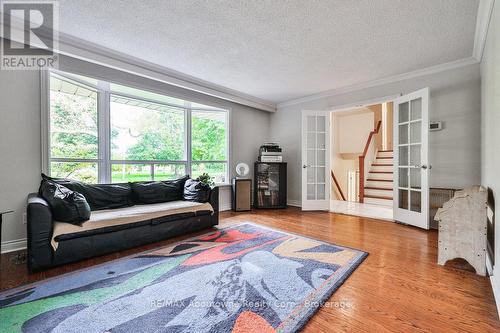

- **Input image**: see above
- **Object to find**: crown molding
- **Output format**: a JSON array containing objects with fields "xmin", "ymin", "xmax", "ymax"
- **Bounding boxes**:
[
  {"xmin": 54, "ymin": 33, "xmax": 277, "ymax": 112},
  {"xmin": 3, "ymin": 4, "xmax": 490, "ymax": 113},
  {"xmin": 0, "ymin": 14, "xmax": 276, "ymax": 112},
  {"xmin": 473, "ymin": 0, "xmax": 496, "ymax": 61},
  {"xmin": 52, "ymin": 1, "xmax": 493, "ymax": 112},
  {"xmin": 277, "ymin": 57, "xmax": 479, "ymax": 109}
]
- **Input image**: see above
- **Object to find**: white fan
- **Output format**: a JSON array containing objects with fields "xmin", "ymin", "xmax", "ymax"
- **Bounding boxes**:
[{"xmin": 235, "ymin": 163, "xmax": 250, "ymax": 178}]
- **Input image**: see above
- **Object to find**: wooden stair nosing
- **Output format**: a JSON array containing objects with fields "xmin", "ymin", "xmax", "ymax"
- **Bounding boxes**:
[
  {"xmin": 372, "ymin": 163, "xmax": 393, "ymax": 166},
  {"xmin": 378, "ymin": 150, "xmax": 393, "ymax": 152},
  {"xmin": 364, "ymin": 187, "xmax": 393, "ymax": 191},
  {"xmin": 369, "ymin": 171, "xmax": 393, "ymax": 174},
  {"xmin": 364, "ymin": 194, "xmax": 393, "ymax": 200},
  {"xmin": 366, "ymin": 178, "xmax": 393, "ymax": 182},
  {"xmin": 376, "ymin": 157, "xmax": 393, "ymax": 159}
]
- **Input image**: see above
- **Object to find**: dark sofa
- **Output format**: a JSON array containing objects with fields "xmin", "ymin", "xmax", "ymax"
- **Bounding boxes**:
[{"xmin": 26, "ymin": 185, "xmax": 219, "ymax": 272}]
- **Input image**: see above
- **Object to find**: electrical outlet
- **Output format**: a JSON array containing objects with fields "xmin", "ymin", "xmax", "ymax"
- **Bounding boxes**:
[{"xmin": 22, "ymin": 212, "xmax": 27, "ymax": 225}]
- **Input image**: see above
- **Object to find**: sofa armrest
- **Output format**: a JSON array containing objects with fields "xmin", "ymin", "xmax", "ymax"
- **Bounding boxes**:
[
  {"xmin": 209, "ymin": 186, "xmax": 219, "ymax": 225},
  {"xmin": 27, "ymin": 193, "xmax": 54, "ymax": 272}
]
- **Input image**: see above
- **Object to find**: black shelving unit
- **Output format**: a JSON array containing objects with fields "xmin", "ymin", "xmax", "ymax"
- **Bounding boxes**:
[{"xmin": 254, "ymin": 162, "xmax": 287, "ymax": 209}]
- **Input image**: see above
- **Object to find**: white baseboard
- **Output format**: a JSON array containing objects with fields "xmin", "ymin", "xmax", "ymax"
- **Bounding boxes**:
[
  {"xmin": 219, "ymin": 204, "xmax": 232, "ymax": 212},
  {"xmin": 490, "ymin": 270, "xmax": 500, "ymax": 319},
  {"xmin": 1, "ymin": 238, "xmax": 27, "ymax": 254},
  {"xmin": 487, "ymin": 250, "xmax": 500, "ymax": 318},
  {"xmin": 287, "ymin": 200, "xmax": 302, "ymax": 207},
  {"xmin": 487, "ymin": 251, "xmax": 494, "ymax": 275}
]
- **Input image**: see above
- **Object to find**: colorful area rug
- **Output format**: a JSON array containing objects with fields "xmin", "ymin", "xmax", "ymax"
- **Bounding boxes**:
[{"xmin": 0, "ymin": 223, "xmax": 367, "ymax": 333}]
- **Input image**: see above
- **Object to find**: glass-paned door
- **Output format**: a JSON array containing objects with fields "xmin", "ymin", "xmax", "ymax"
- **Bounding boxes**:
[
  {"xmin": 301, "ymin": 111, "xmax": 330, "ymax": 210},
  {"xmin": 393, "ymin": 88, "xmax": 430, "ymax": 229}
]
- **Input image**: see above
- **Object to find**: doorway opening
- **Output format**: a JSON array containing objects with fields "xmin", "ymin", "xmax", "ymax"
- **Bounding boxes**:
[{"xmin": 330, "ymin": 101, "xmax": 394, "ymax": 221}]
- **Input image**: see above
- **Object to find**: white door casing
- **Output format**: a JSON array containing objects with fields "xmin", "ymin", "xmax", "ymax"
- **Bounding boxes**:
[
  {"xmin": 301, "ymin": 111, "xmax": 331, "ymax": 210},
  {"xmin": 393, "ymin": 88, "xmax": 430, "ymax": 229}
]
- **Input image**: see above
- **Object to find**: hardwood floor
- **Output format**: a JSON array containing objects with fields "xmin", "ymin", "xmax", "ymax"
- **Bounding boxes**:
[{"xmin": 1, "ymin": 207, "xmax": 499, "ymax": 332}]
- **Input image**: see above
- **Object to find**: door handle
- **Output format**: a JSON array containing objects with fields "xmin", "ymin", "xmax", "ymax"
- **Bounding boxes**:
[
  {"xmin": 303, "ymin": 165, "xmax": 309, "ymax": 169},
  {"xmin": 413, "ymin": 164, "xmax": 431, "ymax": 170}
]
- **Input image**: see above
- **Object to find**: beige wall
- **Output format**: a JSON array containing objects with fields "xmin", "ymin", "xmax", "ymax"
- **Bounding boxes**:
[
  {"xmin": 331, "ymin": 113, "xmax": 358, "ymax": 200},
  {"xmin": 367, "ymin": 102, "xmax": 393, "ymax": 151},
  {"xmin": 331, "ymin": 109, "xmax": 375, "ymax": 201},
  {"xmin": 337, "ymin": 111, "xmax": 374, "ymax": 154},
  {"xmin": 386, "ymin": 102, "xmax": 394, "ymax": 149},
  {"xmin": 368, "ymin": 104, "xmax": 382, "ymax": 150}
]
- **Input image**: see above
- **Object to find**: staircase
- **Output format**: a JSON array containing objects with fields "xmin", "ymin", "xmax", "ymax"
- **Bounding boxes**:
[{"xmin": 364, "ymin": 150, "xmax": 393, "ymax": 206}]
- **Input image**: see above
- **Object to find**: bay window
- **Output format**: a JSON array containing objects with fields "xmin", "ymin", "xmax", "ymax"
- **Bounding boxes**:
[
  {"xmin": 191, "ymin": 109, "xmax": 228, "ymax": 184},
  {"xmin": 44, "ymin": 70, "xmax": 229, "ymax": 184}
]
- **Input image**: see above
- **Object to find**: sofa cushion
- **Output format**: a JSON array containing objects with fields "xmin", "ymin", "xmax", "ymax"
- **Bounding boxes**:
[
  {"xmin": 130, "ymin": 176, "xmax": 189, "ymax": 204},
  {"xmin": 51, "ymin": 200, "xmax": 213, "ymax": 250},
  {"xmin": 183, "ymin": 178, "xmax": 211, "ymax": 202},
  {"xmin": 39, "ymin": 179, "xmax": 90, "ymax": 225},
  {"xmin": 42, "ymin": 174, "xmax": 132, "ymax": 211}
]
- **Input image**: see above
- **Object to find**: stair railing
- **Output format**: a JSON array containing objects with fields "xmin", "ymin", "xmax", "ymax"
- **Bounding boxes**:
[
  {"xmin": 359, "ymin": 121, "xmax": 382, "ymax": 203},
  {"xmin": 331, "ymin": 170, "xmax": 346, "ymax": 201}
]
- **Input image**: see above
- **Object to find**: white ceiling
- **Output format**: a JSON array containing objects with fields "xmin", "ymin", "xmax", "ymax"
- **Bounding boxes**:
[{"xmin": 58, "ymin": 0, "xmax": 479, "ymax": 104}]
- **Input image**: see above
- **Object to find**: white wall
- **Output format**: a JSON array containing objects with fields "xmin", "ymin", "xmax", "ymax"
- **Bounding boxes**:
[
  {"xmin": 0, "ymin": 56, "xmax": 270, "ymax": 251},
  {"xmin": 270, "ymin": 63, "xmax": 482, "ymax": 204},
  {"xmin": 0, "ymin": 70, "xmax": 41, "ymax": 250},
  {"xmin": 480, "ymin": 0, "xmax": 500, "ymax": 312}
]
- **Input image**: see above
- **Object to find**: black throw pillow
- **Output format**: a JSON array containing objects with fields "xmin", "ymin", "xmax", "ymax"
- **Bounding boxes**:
[
  {"xmin": 131, "ymin": 182, "xmax": 175, "ymax": 204},
  {"xmin": 130, "ymin": 176, "xmax": 189, "ymax": 204},
  {"xmin": 41, "ymin": 174, "xmax": 132, "ymax": 211},
  {"xmin": 39, "ymin": 179, "xmax": 91, "ymax": 225},
  {"xmin": 183, "ymin": 178, "xmax": 211, "ymax": 203},
  {"xmin": 163, "ymin": 175, "xmax": 190, "ymax": 195}
]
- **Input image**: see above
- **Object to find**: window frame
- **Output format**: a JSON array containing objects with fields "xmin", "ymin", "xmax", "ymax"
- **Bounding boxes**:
[{"xmin": 41, "ymin": 69, "xmax": 231, "ymax": 185}]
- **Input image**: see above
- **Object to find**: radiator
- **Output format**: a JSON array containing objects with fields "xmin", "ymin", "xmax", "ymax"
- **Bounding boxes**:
[{"xmin": 430, "ymin": 188, "xmax": 457, "ymax": 229}]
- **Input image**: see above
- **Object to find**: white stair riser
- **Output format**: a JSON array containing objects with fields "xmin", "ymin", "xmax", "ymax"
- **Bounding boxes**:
[
  {"xmin": 365, "ymin": 189, "xmax": 393, "ymax": 197},
  {"xmin": 368, "ymin": 173, "xmax": 393, "ymax": 180},
  {"xmin": 364, "ymin": 151, "xmax": 394, "ymax": 208},
  {"xmin": 364, "ymin": 197, "xmax": 393, "ymax": 206},
  {"xmin": 375, "ymin": 158, "xmax": 393, "ymax": 164},
  {"xmin": 377, "ymin": 151, "xmax": 393, "ymax": 158},
  {"xmin": 365, "ymin": 180, "xmax": 393, "ymax": 189},
  {"xmin": 370, "ymin": 165, "xmax": 393, "ymax": 172}
]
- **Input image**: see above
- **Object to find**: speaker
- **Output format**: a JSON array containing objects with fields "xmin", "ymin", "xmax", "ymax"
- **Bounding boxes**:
[{"xmin": 232, "ymin": 178, "xmax": 252, "ymax": 211}]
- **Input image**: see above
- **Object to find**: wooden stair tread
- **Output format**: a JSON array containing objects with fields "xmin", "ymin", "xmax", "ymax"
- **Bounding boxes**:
[
  {"xmin": 365, "ymin": 194, "xmax": 393, "ymax": 200},
  {"xmin": 376, "ymin": 157, "xmax": 393, "ymax": 159},
  {"xmin": 367, "ymin": 178, "xmax": 393, "ymax": 182},
  {"xmin": 364, "ymin": 187, "xmax": 392, "ymax": 191},
  {"xmin": 369, "ymin": 171, "xmax": 393, "ymax": 174},
  {"xmin": 372, "ymin": 163, "xmax": 393, "ymax": 166},
  {"xmin": 378, "ymin": 150, "xmax": 393, "ymax": 152}
]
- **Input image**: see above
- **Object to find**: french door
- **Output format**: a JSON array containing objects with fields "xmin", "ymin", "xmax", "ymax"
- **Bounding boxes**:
[
  {"xmin": 301, "ymin": 111, "xmax": 331, "ymax": 210},
  {"xmin": 393, "ymin": 88, "xmax": 430, "ymax": 229}
]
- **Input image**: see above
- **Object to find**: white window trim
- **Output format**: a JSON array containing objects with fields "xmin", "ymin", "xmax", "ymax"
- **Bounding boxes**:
[{"xmin": 40, "ymin": 69, "xmax": 231, "ymax": 185}]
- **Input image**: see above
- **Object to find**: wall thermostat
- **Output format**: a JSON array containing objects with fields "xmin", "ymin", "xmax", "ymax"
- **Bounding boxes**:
[{"xmin": 429, "ymin": 121, "xmax": 443, "ymax": 131}]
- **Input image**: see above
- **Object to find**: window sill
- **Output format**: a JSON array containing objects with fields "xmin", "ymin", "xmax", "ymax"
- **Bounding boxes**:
[{"xmin": 215, "ymin": 183, "xmax": 231, "ymax": 187}]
